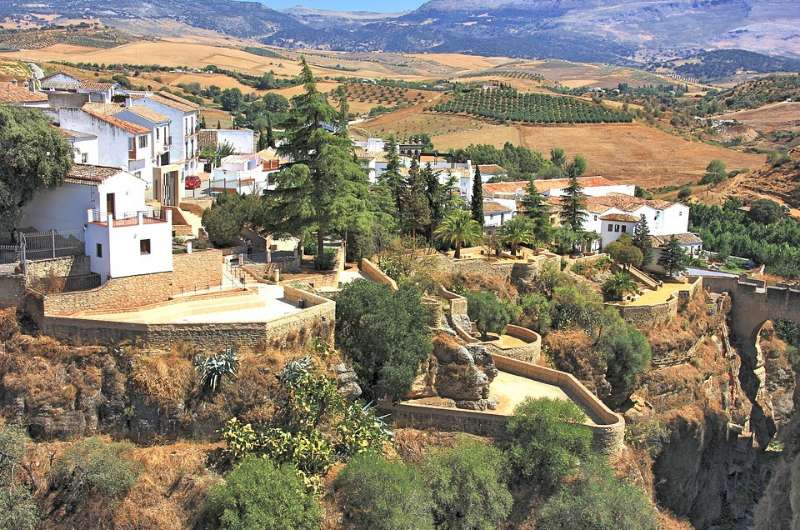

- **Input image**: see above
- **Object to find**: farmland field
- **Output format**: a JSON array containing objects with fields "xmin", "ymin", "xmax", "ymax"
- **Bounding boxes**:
[
  {"xmin": 716, "ymin": 101, "xmax": 800, "ymax": 132},
  {"xmin": 433, "ymin": 87, "xmax": 633, "ymax": 124},
  {"xmin": 335, "ymin": 82, "xmax": 441, "ymax": 114}
]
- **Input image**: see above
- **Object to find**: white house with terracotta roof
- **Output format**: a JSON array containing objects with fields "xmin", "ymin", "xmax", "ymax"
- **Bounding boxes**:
[
  {"xmin": 58, "ymin": 105, "xmax": 154, "ymax": 186},
  {"xmin": 41, "ymin": 72, "xmax": 116, "ymax": 103},
  {"xmin": 60, "ymin": 129, "xmax": 99, "ymax": 165},
  {"xmin": 210, "ymin": 154, "xmax": 270, "ymax": 195},
  {"xmin": 483, "ymin": 199, "xmax": 517, "ymax": 227},
  {"xmin": 18, "ymin": 164, "xmax": 173, "ymax": 283},
  {"xmin": 477, "ymin": 164, "xmax": 508, "ymax": 181},
  {"xmin": 129, "ymin": 92, "xmax": 200, "ymax": 180}
]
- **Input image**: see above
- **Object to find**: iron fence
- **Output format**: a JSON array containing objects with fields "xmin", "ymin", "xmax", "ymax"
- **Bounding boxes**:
[{"xmin": 19, "ymin": 229, "xmax": 84, "ymax": 262}]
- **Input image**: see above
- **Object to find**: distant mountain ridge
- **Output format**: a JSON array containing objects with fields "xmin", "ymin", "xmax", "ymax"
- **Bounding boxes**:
[{"xmin": 2, "ymin": 0, "xmax": 799, "ymax": 66}]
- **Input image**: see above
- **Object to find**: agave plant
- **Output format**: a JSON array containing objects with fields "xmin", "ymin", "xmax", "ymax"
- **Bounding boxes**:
[{"xmin": 194, "ymin": 347, "xmax": 239, "ymax": 395}]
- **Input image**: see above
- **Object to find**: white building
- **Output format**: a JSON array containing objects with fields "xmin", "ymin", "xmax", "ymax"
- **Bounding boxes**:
[
  {"xmin": 200, "ymin": 128, "xmax": 256, "ymax": 155},
  {"xmin": 210, "ymin": 154, "xmax": 270, "ymax": 195},
  {"xmin": 61, "ymin": 129, "xmax": 99, "ymax": 165},
  {"xmin": 41, "ymin": 73, "xmax": 116, "ymax": 103},
  {"xmin": 129, "ymin": 92, "xmax": 200, "ymax": 179},
  {"xmin": 19, "ymin": 165, "xmax": 173, "ymax": 283},
  {"xmin": 58, "ymin": 105, "xmax": 154, "ymax": 186},
  {"xmin": 484, "ymin": 199, "xmax": 517, "ymax": 227},
  {"xmin": 354, "ymin": 137, "xmax": 387, "ymax": 154}
]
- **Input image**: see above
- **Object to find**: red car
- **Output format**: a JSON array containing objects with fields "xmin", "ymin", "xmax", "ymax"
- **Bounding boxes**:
[{"xmin": 185, "ymin": 175, "xmax": 202, "ymax": 190}]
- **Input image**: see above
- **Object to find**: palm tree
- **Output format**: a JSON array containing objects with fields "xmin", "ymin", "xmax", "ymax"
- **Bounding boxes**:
[
  {"xmin": 602, "ymin": 271, "xmax": 639, "ymax": 302},
  {"xmin": 500, "ymin": 216, "xmax": 535, "ymax": 256},
  {"xmin": 434, "ymin": 209, "xmax": 483, "ymax": 259}
]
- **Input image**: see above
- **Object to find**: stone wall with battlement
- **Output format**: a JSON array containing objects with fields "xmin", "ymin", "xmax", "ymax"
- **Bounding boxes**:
[{"xmin": 43, "ymin": 250, "xmax": 223, "ymax": 316}]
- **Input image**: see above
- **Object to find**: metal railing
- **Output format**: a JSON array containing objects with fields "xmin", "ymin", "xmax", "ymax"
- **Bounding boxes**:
[
  {"xmin": 18, "ymin": 229, "xmax": 84, "ymax": 262},
  {"xmin": 88, "ymin": 209, "xmax": 168, "ymax": 226}
]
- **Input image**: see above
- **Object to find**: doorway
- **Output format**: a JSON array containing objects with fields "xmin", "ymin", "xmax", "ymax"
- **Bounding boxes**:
[{"xmin": 106, "ymin": 193, "xmax": 116, "ymax": 219}]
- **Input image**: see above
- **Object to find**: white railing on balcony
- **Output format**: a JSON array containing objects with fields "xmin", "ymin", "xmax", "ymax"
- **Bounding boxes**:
[{"xmin": 87, "ymin": 209, "xmax": 171, "ymax": 227}]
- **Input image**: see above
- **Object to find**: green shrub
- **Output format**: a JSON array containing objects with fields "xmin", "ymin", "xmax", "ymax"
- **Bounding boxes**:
[
  {"xmin": 314, "ymin": 247, "xmax": 337, "ymax": 270},
  {"xmin": 0, "ymin": 487, "xmax": 39, "ymax": 530},
  {"xmin": 466, "ymin": 290, "xmax": 519, "ymax": 339},
  {"xmin": 206, "ymin": 456, "xmax": 321, "ymax": 530},
  {"xmin": 597, "ymin": 317, "xmax": 651, "ymax": 404},
  {"xmin": 335, "ymin": 281, "xmax": 432, "ymax": 400},
  {"xmin": 422, "ymin": 439, "xmax": 512, "ymax": 530},
  {"xmin": 51, "ymin": 437, "xmax": 139, "ymax": 501},
  {"xmin": 504, "ymin": 398, "xmax": 592, "ymax": 491},
  {"xmin": 334, "ymin": 453, "xmax": 434, "ymax": 530},
  {"xmin": 537, "ymin": 459, "xmax": 658, "ymax": 530},
  {"xmin": 768, "ymin": 150, "xmax": 790, "ymax": 167},
  {"xmin": 517, "ymin": 292, "xmax": 553, "ymax": 334}
]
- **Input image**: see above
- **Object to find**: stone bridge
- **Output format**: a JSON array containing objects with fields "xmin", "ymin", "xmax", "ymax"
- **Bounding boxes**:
[
  {"xmin": 698, "ymin": 274, "xmax": 800, "ymax": 446},
  {"xmin": 699, "ymin": 275, "xmax": 800, "ymax": 350}
]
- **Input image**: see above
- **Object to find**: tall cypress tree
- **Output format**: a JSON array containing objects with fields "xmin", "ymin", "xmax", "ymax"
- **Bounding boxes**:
[
  {"xmin": 471, "ymin": 165, "xmax": 484, "ymax": 225},
  {"xmin": 560, "ymin": 175, "xmax": 587, "ymax": 232},
  {"xmin": 266, "ymin": 112, "xmax": 276, "ymax": 148},
  {"xmin": 401, "ymin": 159, "xmax": 431, "ymax": 241},
  {"xmin": 379, "ymin": 135, "xmax": 403, "ymax": 215},
  {"xmin": 632, "ymin": 214, "xmax": 653, "ymax": 267},
  {"xmin": 520, "ymin": 176, "xmax": 551, "ymax": 242}
]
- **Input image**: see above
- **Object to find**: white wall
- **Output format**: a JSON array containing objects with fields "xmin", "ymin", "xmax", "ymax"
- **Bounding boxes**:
[
  {"xmin": 600, "ymin": 220, "xmax": 637, "ymax": 248},
  {"xmin": 96, "ymin": 172, "xmax": 147, "ymax": 219},
  {"xmin": 133, "ymin": 97, "xmax": 199, "ymax": 184},
  {"xmin": 85, "ymin": 223, "xmax": 110, "ymax": 282},
  {"xmin": 58, "ymin": 108, "xmax": 131, "ymax": 171},
  {"xmin": 70, "ymin": 137, "xmax": 99, "ymax": 164},
  {"xmin": 217, "ymin": 129, "xmax": 255, "ymax": 154},
  {"xmin": 18, "ymin": 183, "xmax": 95, "ymax": 233},
  {"xmin": 546, "ymin": 184, "xmax": 636, "ymax": 198}
]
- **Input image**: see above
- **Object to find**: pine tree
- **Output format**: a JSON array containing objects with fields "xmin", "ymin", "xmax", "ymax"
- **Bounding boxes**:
[
  {"xmin": 657, "ymin": 236, "xmax": 689, "ymax": 277},
  {"xmin": 400, "ymin": 159, "xmax": 431, "ymax": 241},
  {"xmin": 632, "ymin": 214, "xmax": 653, "ymax": 267},
  {"xmin": 520, "ymin": 176, "xmax": 551, "ymax": 243},
  {"xmin": 262, "ymin": 59, "xmax": 371, "ymax": 265},
  {"xmin": 216, "ymin": 120, "xmax": 221, "ymax": 129},
  {"xmin": 471, "ymin": 165, "xmax": 484, "ymax": 225},
  {"xmin": 560, "ymin": 175, "xmax": 587, "ymax": 232}
]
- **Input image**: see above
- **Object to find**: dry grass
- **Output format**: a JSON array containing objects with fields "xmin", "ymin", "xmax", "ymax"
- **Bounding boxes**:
[
  {"xmin": 130, "ymin": 350, "xmax": 194, "ymax": 409},
  {"xmin": 716, "ymin": 101, "xmax": 800, "ymax": 132}
]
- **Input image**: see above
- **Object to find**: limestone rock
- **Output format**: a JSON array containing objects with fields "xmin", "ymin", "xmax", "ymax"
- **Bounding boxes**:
[{"xmin": 431, "ymin": 335, "xmax": 498, "ymax": 405}]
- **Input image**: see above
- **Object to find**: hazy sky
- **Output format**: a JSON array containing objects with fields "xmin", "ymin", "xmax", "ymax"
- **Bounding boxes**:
[{"xmin": 267, "ymin": 1, "xmax": 424, "ymax": 11}]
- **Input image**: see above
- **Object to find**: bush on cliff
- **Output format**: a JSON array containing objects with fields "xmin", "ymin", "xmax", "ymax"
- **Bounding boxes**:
[
  {"xmin": 0, "ymin": 424, "xmax": 39, "ymax": 530},
  {"xmin": 536, "ymin": 459, "xmax": 658, "ymax": 530},
  {"xmin": 503, "ymin": 398, "xmax": 592, "ymax": 491},
  {"xmin": 422, "ymin": 438, "xmax": 512, "ymax": 530},
  {"xmin": 335, "ymin": 281, "xmax": 432, "ymax": 400},
  {"xmin": 334, "ymin": 452, "xmax": 434, "ymax": 530},
  {"xmin": 205, "ymin": 456, "xmax": 321, "ymax": 530}
]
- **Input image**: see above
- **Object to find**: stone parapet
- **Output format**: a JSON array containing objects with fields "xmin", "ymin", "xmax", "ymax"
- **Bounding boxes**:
[
  {"xmin": 359, "ymin": 258, "xmax": 398, "ymax": 292},
  {"xmin": 482, "ymin": 325, "xmax": 542, "ymax": 363}
]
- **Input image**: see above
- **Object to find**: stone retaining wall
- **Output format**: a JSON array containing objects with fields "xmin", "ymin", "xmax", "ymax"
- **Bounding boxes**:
[
  {"xmin": 380, "ymin": 354, "xmax": 625, "ymax": 454},
  {"xmin": 44, "ymin": 250, "xmax": 223, "ymax": 316},
  {"xmin": 483, "ymin": 325, "xmax": 542, "ymax": 363},
  {"xmin": 0, "ymin": 274, "xmax": 24, "ymax": 307},
  {"xmin": 25, "ymin": 256, "xmax": 91, "ymax": 283},
  {"xmin": 613, "ymin": 277, "xmax": 703, "ymax": 325},
  {"xmin": 40, "ymin": 286, "xmax": 335, "ymax": 351},
  {"xmin": 359, "ymin": 258, "xmax": 398, "ymax": 292}
]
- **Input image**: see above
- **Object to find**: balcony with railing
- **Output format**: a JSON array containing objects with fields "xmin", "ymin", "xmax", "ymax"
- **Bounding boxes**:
[{"xmin": 87, "ymin": 209, "xmax": 171, "ymax": 228}]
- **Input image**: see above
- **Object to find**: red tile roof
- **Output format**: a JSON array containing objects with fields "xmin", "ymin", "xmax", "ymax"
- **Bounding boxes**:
[
  {"xmin": 152, "ymin": 92, "xmax": 199, "ymax": 112},
  {"xmin": 79, "ymin": 81, "xmax": 115, "ymax": 91},
  {"xmin": 81, "ymin": 104, "xmax": 150, "ymax": 135},
  {"xmin": 650, "ymin": 233, "xmax": 703, "ymax": 247},
  {"xmin": 484, "ymin": 200, "xmax": 514, "ymax": 214},
  {"xmin": 477, "ymin": 164, "xmax": 507, "ymax": 175},
  {"xmin": 600, "ymin": 213, "xmax": 639, "ymax": 222},
  {"xmin": 0, "ymin": 82, "xmax": 47, "ymax": 104},
  {"xmin": 484, "ymin": 176, "xmax": 616, "ymax": 196},
  {"xmin": 65, "ymin": 164, "xmax": 123, "ymax": 185}
]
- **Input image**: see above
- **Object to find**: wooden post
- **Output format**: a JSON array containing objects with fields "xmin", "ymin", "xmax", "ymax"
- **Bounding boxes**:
[{"xmin": 51, "ymin": 229, "xmax": 55, "ymax": 258}]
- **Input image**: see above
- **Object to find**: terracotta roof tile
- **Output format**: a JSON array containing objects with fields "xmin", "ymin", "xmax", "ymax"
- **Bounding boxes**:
[
  {"xmin": 0, "ymin": 82, "xmax": 47, "ymax": 104},
  {"xmin": 477, "ymin": 164, "xmax": 507, "ymax": 175},
  {"xmin": 122, "ymin": 106, "xmax": 169, "ymax": 123},
  {"xmin": 151, "ymin": 92, "xmax": 199, "ymax": 112},
  {"xmin": 650, "ymin": 233, "xmax": 703, "ymax": 247},
  {"xmin": 600, "ymin": 213, "xmax": 639, "ymax": 222},
  {"xmin": 79, "ymin": 81, "xmax": 115, "ymax": 91},
  {"xmin": 65, "ymin": 164, "xmax": 123, "ymax": 185},
  {"xmin": 81, "ymin": 104, "xmax": 150, "ymax": 135},
  {"xmin": 483, "ymin": 201, "xmax": 514, "ymax": 214},
  {"xmin": 484, "ymin": 176, "xmax": 616, "ymax": 197}
]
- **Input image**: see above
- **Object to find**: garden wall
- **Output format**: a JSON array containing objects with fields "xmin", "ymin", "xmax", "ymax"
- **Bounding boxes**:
[
  {"xmin": 483, "ymin": 325, "xmax": 542, "ymax": 363},
  {"xmin": 359, "ymin": 258, "xmax": 398, "ymax": 292}
]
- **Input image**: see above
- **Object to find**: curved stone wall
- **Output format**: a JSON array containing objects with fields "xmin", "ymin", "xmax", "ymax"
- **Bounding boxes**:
[{"xmin": 482, "ymin": 324, "xmax": 542, "ymax": 363}]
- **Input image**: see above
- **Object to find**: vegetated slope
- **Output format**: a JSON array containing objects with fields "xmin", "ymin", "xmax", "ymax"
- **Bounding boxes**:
[
  {"xmin": 691, "ymin": 74, "xmax": 800, "ymax": 117},
  {"xmin": 2, "ymin": 0, "xmax": 799, "ymax": 65},
  {"xmin": 725, "ymin": 147, "xmax": 800, "ymax": 212},
  {"xmin": 660, "ymin": 49, "xmax": 800, "ymax": 82}
]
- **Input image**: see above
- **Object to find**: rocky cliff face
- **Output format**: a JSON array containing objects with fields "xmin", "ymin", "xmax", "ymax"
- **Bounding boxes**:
[{"xmin": 625, "ymin": 293, "xmax": 775, "ymax": 529}]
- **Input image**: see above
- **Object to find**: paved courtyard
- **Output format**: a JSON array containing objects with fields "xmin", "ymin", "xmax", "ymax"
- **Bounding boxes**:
[
  {"xmin": 489, "ymin": 371, "xmax": 594, "ymax": 424},
  {"xmin": 76, "ymin": 285, "xmax": 300, "ymax": 324}
]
